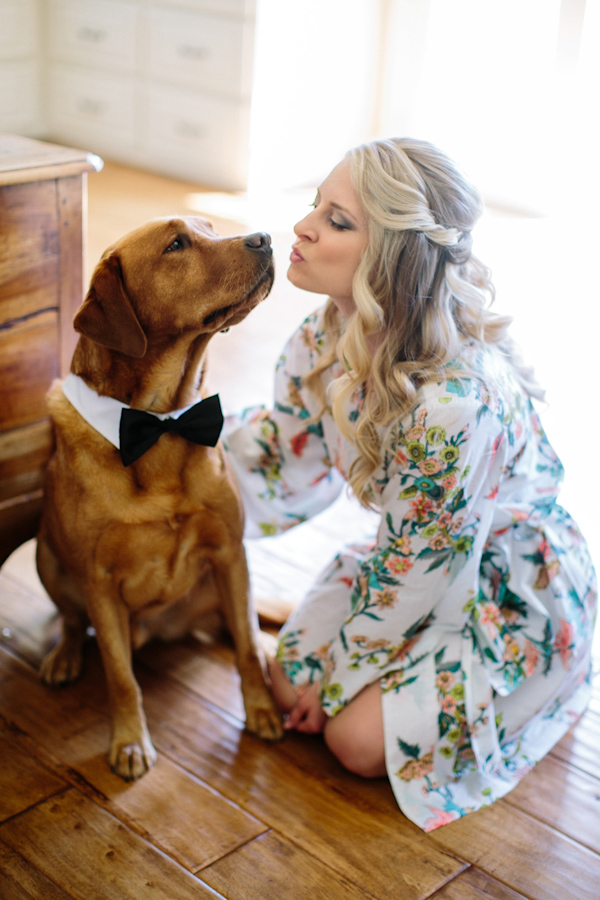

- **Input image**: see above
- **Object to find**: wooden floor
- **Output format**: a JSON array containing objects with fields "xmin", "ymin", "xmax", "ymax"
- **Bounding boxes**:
[{"xmin": 1, "ymin": 161, "xmax": 599, "ymax": 900}]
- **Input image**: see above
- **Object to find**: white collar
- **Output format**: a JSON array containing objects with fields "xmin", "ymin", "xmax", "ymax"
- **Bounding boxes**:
[{"xmin": 62, "ymin": 373, "xmax": 200, "ymax": 449}]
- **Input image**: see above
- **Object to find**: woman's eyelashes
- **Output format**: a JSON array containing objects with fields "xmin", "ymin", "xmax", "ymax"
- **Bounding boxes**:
[
  {"xmin": 309, "ymin": 200, "xmax": 352, "ymax": 231},
  {"xmin": 329, "ymin": 217, "xmax": 350, "ymax": 231}
]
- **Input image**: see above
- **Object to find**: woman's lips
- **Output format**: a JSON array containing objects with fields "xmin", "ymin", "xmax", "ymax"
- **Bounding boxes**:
[{"xmin": 290, "ymin": 246, "xmax": 304, "ymax": 264}]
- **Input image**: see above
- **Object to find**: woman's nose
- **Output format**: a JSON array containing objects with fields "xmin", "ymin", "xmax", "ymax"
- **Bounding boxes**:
[{"xmin": 294, "ymin": 212, "xmax": 316, "ymax": 240}]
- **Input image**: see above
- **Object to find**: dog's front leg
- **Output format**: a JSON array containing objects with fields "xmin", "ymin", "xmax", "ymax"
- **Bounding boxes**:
[
  {"xmin": 37, "ymin": 531, "xmax": 88, "ymax": 685},
  {"xmin": 214, "ymin": 548, "xmax": 283, "ymax": 741},
  {"xmin": 86, "ymin": 583, "xmax": 157, "ymax": 780}
]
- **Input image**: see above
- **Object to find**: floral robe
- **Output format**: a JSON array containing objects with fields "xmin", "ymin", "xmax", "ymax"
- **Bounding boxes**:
[{"xmin": 223, "ymin": 305, "xmax": 597, "ymax": 831}]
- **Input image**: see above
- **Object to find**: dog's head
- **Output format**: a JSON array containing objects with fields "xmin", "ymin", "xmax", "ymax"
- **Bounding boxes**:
[{"xmin": 73, "ymin": 216, "xmax": 274, "ymax": 357}]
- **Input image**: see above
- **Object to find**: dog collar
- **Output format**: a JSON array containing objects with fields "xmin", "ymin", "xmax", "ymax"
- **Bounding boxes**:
[{"xmin": 61, "ymin": 373, "xmax": 202, "ymax": 449}]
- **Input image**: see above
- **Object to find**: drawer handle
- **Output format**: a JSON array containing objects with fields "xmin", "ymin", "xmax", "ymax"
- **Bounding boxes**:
[
  {"xmin": 77, "ymin": 26, "xmax": 107, "ymax": 43},
  {"xmin": 177, "ymin": 44, "xmax": 209, "ymax": 61},
  {"xmin": 174, "ymin": 121, "xmax": 207, "ymax": 140},
  {"xmin": 77, "ymin": 98, "xmax": 106, "ymax": 116}
]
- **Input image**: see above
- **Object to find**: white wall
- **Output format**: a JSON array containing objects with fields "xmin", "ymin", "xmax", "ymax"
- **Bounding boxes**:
[
  {"xmin": 378, "ymin": 0, "xmax": 565, "ymax": 214},
  {"xmin": 248, "ymin": 0, "xmax": 380, "ymax": 196}
]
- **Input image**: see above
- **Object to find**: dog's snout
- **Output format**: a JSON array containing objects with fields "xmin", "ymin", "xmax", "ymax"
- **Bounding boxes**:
[{"xmin": 245, "ymin": 232, "xmax": 272, "ymax": 253}]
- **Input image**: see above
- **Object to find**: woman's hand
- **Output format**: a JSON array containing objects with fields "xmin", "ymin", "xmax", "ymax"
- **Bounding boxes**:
[{"xmin": 284, "ymin": 682, "xmax": 327, "ymax": 734}]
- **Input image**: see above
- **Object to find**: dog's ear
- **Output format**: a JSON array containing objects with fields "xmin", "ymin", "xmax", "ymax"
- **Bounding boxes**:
[{"xmin": 73, "ymin": 255, "xmax": 147, "ymax": 358}]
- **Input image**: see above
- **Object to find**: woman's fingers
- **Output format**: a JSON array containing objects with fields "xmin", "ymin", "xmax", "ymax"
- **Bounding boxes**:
[
  {"xmin": 284, "ymin": 682, "xmax": 326, "ymax": 733},
  {"xmin": 296, "ymin": 704, "xmax": 327, "ymax": 733}
]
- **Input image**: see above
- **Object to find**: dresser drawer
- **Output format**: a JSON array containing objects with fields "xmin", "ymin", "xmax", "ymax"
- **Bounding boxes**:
[
  {"xmin": 0, "ymin": 313, "xmax": 59, "ymax": 431},
  {"xmin": 143, "ymin": 84, "xmax": 250, "ymax": 189},
  {"xmin": 0, "ymin": 180, "xmax": 60, "ymax": 323},
  {"xmin": 145, "ymin": 7, "xmax": 253, "ymax": 99},
  {"xmin": 47, "ymin": 65, "xmax": 137, "ymax": 157},
  {"xmin": 0, "ymin": 420, "xmax": 53, "ymax": 502},
  {"xmin": 48, "ymin": 0, "xmax": 138, "ymax": 73}
]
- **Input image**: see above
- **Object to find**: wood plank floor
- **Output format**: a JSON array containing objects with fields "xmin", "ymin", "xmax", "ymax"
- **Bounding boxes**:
[{"xmin": 1, "ymin": 160, "xmax": 599, "ymax": 899}]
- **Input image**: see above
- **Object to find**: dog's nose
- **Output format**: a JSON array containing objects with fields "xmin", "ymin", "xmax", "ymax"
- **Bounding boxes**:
[{"xmin": 244, "ymin": 232, "xmax": 272, "ymax": 252}]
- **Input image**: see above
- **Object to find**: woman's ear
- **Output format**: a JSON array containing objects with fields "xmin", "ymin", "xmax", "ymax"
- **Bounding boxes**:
[{"xmin": 73, "ymin": 255, "xmax": 147, "ymax": 358}]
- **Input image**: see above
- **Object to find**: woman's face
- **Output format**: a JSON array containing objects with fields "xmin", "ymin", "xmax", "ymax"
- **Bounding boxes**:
[{"xmin": 288, "ymin": 159, "xmax": 368, "ymax": 317}]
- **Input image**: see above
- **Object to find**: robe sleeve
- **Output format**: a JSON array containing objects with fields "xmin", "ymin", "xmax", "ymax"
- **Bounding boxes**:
[{"xmin": 222, "ymin": 310, "xmax": 345, "ymax": 538}]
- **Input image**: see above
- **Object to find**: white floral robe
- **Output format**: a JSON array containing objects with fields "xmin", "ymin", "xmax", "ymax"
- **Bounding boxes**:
[{"xmin": 223, "ymin": 306, "xmax": 597, "ymax": 831}]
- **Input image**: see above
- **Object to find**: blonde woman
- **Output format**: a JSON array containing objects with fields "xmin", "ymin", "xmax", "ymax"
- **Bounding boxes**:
[{"xmin": 223, "ymin": 138, "xmax": 597, "ymax": 831}]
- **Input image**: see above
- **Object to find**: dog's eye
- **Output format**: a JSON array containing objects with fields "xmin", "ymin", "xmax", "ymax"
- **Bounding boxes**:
[{"xmin": 164, "ymin": 235, "xmax": 189, "ymax": 253}]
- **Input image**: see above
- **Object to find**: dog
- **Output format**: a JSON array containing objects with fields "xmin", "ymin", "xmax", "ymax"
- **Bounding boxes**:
[{"xmin": 36, "ymin": 215, "xmax": 283, "ymax": 780}]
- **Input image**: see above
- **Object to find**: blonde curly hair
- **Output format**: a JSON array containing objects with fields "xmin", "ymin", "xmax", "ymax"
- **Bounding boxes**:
[{"xmin": 304, "ymin": 137, "xmax": 541, "ymax": 508}]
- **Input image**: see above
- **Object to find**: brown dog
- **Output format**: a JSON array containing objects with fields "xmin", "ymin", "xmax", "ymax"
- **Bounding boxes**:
[{"xmin": 36, "ymin": 215, "xmax": 283, "ymax": 779}]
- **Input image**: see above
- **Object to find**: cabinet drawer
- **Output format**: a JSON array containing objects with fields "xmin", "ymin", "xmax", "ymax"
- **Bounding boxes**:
[
  {"xmin": 48, "ymin": 0, "xmax": 138, "ymax": 73},
  {"xmin": 0, "ymin": 314, "xmax": 59, "ymax": 431},
  {"xmin": 146, "ymin": 7, "xmax": 253, "ymax": 99},
  {"xmin": 0, "ymin": 0, "xmax": 39, "ymax": 59},
  {"xmin": 144, "ymin": 85, "xmax": 250, "ymax": 190},
  {"xmin": 47, "ymin": 65, "xmax": 136, "ymax": 156},
  {"xmin": 0, "ymin": 180, "xmax": 59, "ymax": 323},
  {"xmin": 0, "ymin": 420, "xmax": 53, "ymax": 502},
  {"xmin": 0, "ymin": 60, "xmax": 41, "ymax": 134}
]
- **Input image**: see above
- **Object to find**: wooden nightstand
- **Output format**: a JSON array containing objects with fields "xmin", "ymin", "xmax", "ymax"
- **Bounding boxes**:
[{"xmin": 0, "ymin": 134, "xmax": 102, "ymax": 566}]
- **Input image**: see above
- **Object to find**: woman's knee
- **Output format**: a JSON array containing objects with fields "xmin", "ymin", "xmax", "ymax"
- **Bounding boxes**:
[
  {"xmin": 324, "ymin": 716, "xmax": 385, "ymax": 778},
  {"xmin": 323, "ymin": 684, "xmax": 386, "ymax": 778}
]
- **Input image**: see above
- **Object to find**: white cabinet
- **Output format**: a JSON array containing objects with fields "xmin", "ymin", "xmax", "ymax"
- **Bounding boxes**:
[
  {"xmin": 41, "ymin": 0, "xmax": 256, "ymax": 189},
  {"xmin": 144, "ymin": 7, "xmax": 254, "ymax": 99},
  {"xmin": 45, "ymin": 0, "xmax": 139, "ymax": 162},
  {"xmin": 143, "ymin": 85, "xmax": 250, "ymax": 187},
  {"xmin": 47, "ymin": 0, "xmax": 138, "ymax": 73},
  {"xmin": 2, "ymin": 0, "xmax": 257, "ymax": 188},
  {"xmin": 47, "ymin": 65, "xmax": 138, "ymax": 161}
]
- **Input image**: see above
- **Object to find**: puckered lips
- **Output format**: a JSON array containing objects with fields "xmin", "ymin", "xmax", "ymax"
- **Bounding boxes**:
[{"xmin": 290, "ymin": 244, "xmax": 304, "ymax": 264}]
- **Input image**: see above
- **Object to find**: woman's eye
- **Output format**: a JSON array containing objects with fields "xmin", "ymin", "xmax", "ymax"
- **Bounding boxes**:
[{"xmin": 330, "ymin": 218, "xmax": 349, "ymax": 231}]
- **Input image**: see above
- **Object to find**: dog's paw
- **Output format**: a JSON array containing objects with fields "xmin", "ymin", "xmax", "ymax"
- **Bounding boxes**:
[
  {"xmin": 244, "ymin": 697, "xmax": 284, "ymax": 742},
  {"xmin": 40, "ymin": 644, "xmax": 83, "ymax": 686},
  {"xmin": 109, "ymin": 735, "xmax": 158, "ymax": 781}
]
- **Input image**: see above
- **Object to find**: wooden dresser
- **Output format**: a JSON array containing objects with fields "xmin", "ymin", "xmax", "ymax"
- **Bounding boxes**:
[{"xmin": 0, "ymin": 134, "xmax": 101, "ymax": 567}]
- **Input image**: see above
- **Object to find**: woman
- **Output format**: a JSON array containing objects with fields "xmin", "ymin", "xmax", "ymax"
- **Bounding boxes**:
[{"xmin": 223, "ymin": 138, "xmax": 597, "ymax": 831}]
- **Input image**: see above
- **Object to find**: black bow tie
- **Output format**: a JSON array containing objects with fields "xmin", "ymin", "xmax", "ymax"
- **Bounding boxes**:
[{"xmin": 119, "ymin": 394, "xmax": 224, "ymax": 466}]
